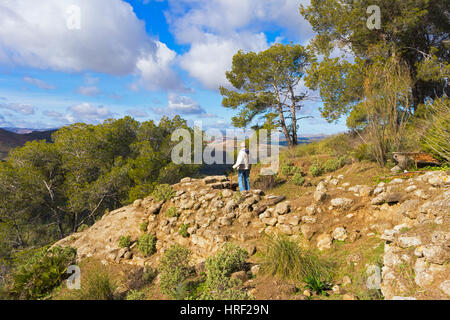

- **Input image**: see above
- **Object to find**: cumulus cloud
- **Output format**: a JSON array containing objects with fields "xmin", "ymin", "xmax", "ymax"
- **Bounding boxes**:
[
  {"xmin": 0, "ymin": 102, "xmax": 35, "ymax": 115},
  {"xmin": 0, "ymin": 0, "xmax": 186, "ymax": 92},
  {"xmin": 152, "ymin": 93, "xmax": 216, "ymax": 118},
  {"xmin": 23, "ymin": 76, "xmax": 55, "ymax": 90},
  {"xmin": 43, "ymin": 103, "xmax": 113, "ymax": 124},
  {"xmin": 133, "ymin": 41, "xmax": 189, "ymax": 92},
  {"xmin": 164, "ymin": 0, "xmax": 313, "ymax": 90}
]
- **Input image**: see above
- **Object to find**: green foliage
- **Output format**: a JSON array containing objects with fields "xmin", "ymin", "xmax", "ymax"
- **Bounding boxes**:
[
  {"xmin": 200, "ymin": 243, "xmax": 249, "ymax": 300},
  {"xmin": 166, "ymin": 206, "xmax": 179, "ymax": 218},
  {"xmin": 10, "ymin": 246, "xmax": 76, "ymax": 300},
  {"xmin": 77, "ymin": 224, "xmax": 89, "ymax": 232},
  {"xmin": 140, "ymin": 221, "xmax": 149, "ymax": 233},
  {"xmin": 281, "ymin": 163, "xmax": 303, "ymax": 176},
  {"xmin": 291, "ymin": 172, "xmax": 305, "ymax": 186},
  {"xmin": 419, "ymin": 97, "xmax": 450, "ymax": 162},
  {"xmin": 159, "ymin": 245, "xmax": 192, "ymax": 299},
  {"xmin": 72, "ymin": 268, "xmax": 116, "ymax": 300},
  {"xmin": 309, "ymin": 162, "xmax": 323, "ymax": 177},
  {"xmin": 142, "ymin": 267, "xmax": 158, "ymax": 284},
  {"xmin": 304, "ymin": 274, "xmax": 332, "ymax": 296},
  {"xmin": 301, "ymin": 0, "xmax": 449, "ymax": 118},
  {"xmin": 118, "ymin": 236, "xmax": 131, "ymax": 248},
  {"xmin": 221, "ymin": 43, "xmax": 314, "ymax": 146},
  {"xmin": 137, "ymin": 234, "xmax": 156, "ymax": 257},
  {"xmin": 152, "ymin": 184, "xmax": 175, "ymax": 202},
  {"xmin": 126, "ymin": 289, "xmax": 147, "ymax": 300},
  {"xmin": 178, "ymin": 223, "xmax": 190, "ymax": 238},
  {"xmin": 259, "ymin": 236, "xmax": 334, "ymax": 285}
]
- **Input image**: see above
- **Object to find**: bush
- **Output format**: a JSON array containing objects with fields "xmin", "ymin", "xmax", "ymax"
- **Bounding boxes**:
[
  {"xmin": 323, "ymin": 158, "xmax": 341, "ymax": 173},
  {"xmin": 126, "ymin": 289, "xmax": 146, "ymax": 300},
  {"xmin": 309, "ymin": 162, "xmax": 323, "ymax": 177},
  {"xmin": 291, "ymin": 172, "xmax": 305, "ymax": 186},
  {"xmin": 72, "ymin": 268, "xmax": 117, "ymax": 300},
  {"xmin": 152, "ymin": 184, "xmax": 175, "ymax": 202},
  {"xmin": 10, "ymin": 246, "xmax": 77, "ymax": 300},
  {"xmin": 252, "ymin": 174, "xmax": 282, "ymax": 190},
  {"xmin": 166, "ymin": 206, "xmax": 179, "ymax": 218},
  {"xmin": 118, "ymin": 235, "xmax": 131, "ymax": 248},
  {"xmin": 178, "ymin": 223, "xmax": 190, "ymax": 238},
  {"xmin": 140, "ymin": 221, "xmax": 149, "ymax": 233},
  {"xmin": 137, "ymin": 234, "xmax": 156, "ymax": 257},
  {"xmin": 259, "ymin": 236, "xmax": 334, "ymax": 285},
  {"xmin": 200, "ymin": 243, "xmax": 249, "ymax": 300},
  {"xmin": 159, "ymin": 245, "xmax": 192, "ymax": 299},
  {"xmin": 77, "ymin": 224, "xmax": 89, "ymax": 232},
  {"xmin": 142, "ymin": 267, "xmax": 158, "ymax": 284}
]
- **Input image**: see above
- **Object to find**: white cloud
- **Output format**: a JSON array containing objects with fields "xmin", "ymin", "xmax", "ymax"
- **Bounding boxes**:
[
  {"xmin": 0, "ymin": 0, "xmax": 186, "ymax": 92},
  {"xmin": 68, "ymin": 103, "xmax": 113, "ymax": 123},
  {"xmin": 179, "ymin": 32, "xmax": 269, "ymax": 90},
  {"xmin": 133, "ymin": 41, "xmax": 188, "ymax": 92},
  {"xmin": 0, "ymin": 102, "xmax": 35, "ymax": 115},
  {"xmin": 23, "ymin": 76, "xmax": 55, "ymax": 90},
  {"xmin": 152, "ymin": 93, "xmax": 217, "ymax": 118},
  {"xmin": 164, "ymin": 0, "xmax": 313, "ymax": 90},
  {"xmin": 77, "ymin": 86, "xmax": 101, "ymax": 96}
]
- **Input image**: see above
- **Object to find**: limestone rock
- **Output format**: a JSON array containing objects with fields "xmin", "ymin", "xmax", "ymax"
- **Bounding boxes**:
[
  {"xmin": 314, "ymin": 190, "xmax": 326, "ymax": 202},
  {"xmin": 422, "ymin": 245, "xmax": 449, "ymax": 265},
  {"xmin": 275, "ymin": 201, "xmax": 290, "ymax": 215},
  {"xmin": 317, "ymin": 234, "xmax": 332, "ymax": 251},
  {"xmin": 332, "ymin": 227, "xmax": 348, "ymax": 242},
  {"xmin": 330, "ymin": 198, "xmax": 354, "ymax": 210}
]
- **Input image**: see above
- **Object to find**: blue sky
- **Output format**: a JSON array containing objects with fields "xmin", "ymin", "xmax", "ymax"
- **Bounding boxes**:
[{"xmin": 0, "ymin": 0, "xmax": 348, "ymax": 135}]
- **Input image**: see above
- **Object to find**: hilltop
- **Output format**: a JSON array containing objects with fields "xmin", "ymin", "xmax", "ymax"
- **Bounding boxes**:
[{"xmin": 0, "ymin": 128, "xmax": 55, "ymax": 160}]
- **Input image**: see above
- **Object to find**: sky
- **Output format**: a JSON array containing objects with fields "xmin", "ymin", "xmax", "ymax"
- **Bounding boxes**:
[{"xmin": 0, "ymin": 0, "xmax": 348, "ymax": 135}]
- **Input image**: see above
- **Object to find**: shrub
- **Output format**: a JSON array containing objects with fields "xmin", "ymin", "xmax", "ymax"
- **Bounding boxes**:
[
  {"xmin": 159, "ymin": 245, "xmax": 192, "ymax": 299},
  {"xmin": 140, "ymin": 221, "xmax": 149, "ymax": 233},
  {"xmin": 77, "ymin": 224, "xmax": 89, "ymax": 232},
  {"xmin": 10, "ymin": 246, "xmax": 77, "ymax": 300},
  {"xmin": 166, "ymin": 206, "xmax": 179, "ymax": 218},
  {"xmin": 200, "ymin": 243, "xmax": 249, "ymax": 300},
  {"xmin": 137, "ymin": 234, "xmax": 156, "ymax": 257},
  {"xmin": 304, "ymin": 274, "xmax": 332, "ymax": 295},
  {"xmin": 142, "ymin": 267, "xmax": 158, "ymax": 284},
  {"xmin": 323, "ymin": 158, "xmax": 341, "ymax": 173},
  {"xmin": 152, "ymin": 184, "xmax": 175, "ymax": 202},
  {"xmin": 118, "ymin": 235, "xmax": 131, "ymax": 248},
  {"xmin": 73, "ymin": 268, "xmax": 117, "ymax": 300},
  {"xmin": 126, "ymin": 289, "xmax": 147, "ymax": 300},
  {"xmin": 178, "ymin": 223, "xmax": 190, "ymax": 238},
  {"xmin": 291, "ymin": 172, "xmax": 305, "ymax": 186},
  {"xmin": 252, "ymin": 174, "xmax": 282, "ymax": 190},
  {"xmin": 259, "ymin": 236, "xmax": 334, "ymax": 285},
  {"xmin": 309, "ymin": 162, "xmax": 323, "ymax": 177}
]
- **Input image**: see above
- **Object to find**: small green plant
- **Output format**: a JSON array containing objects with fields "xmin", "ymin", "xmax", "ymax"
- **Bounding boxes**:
[
  {"xmin": 137, "ymin": 233, "xmax": 156, "ymax": 257},
  {"xmin": 152, "ymin": 184, "xmax": 175, "ymax": 202},
  {"xmin": 291, "ymin": 172, "xmax": 305, "ymax": 186},
  {"xmin": 126, "ymin": 289, "xmax": 147, "ymax": 300},
  {"xmin": 143, "ymin": 267, "xmax": 158, "ymax": 284},
  {"xmin": 72, "ymin": 268, "xmax": 117, "ymax": 300},
  {"xmin": 77, "ymin": 224, "xmax": 89, "ymax": 232},
  {"xmin": 304, "ymin": 274, "xmax": 332, "ymax": 295},
  {"xmin": 140, "ymin": 221, "xmax": 149, "ymax": 233},
  {"xmin": 178, "ymin": 223, "xmax": 190, "ymax": 238},
  {"xmin": 118, "ymin": 235, "xmax": 131, "ymax": 248},
  {"xmin": 159, "ymin": 245, "xmax": 192, "ymax": 299},
  {"xmin": 166, "ymin": 206, "xmax": 179, "ymax": 218},
  {"xmin": 10, "ymin": 246, "xmax": 77, "ymax": 300}
]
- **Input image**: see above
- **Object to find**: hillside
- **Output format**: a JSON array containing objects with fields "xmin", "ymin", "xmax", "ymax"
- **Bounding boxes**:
[
  {"xmin": 0, "ymin": 128, "xmax": 56, "ymax": 160},
  {"xmin": 52, "ymin": 167, "xmax": 449, "ymax": 300}
]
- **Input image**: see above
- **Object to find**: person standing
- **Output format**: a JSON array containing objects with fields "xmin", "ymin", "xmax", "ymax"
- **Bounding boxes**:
[{"xmin": 233, "ymin": 142, "xmax": 251, "ymax": 191}]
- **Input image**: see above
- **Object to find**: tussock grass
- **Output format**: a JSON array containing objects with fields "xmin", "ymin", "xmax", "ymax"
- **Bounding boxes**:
[
  {"xmin": 71, "ymin": 268, "xmax": 117, "ymax": 300},
  {"xmin": 259, "ymin": 236, "xmax": 335, "ymax": 285}
]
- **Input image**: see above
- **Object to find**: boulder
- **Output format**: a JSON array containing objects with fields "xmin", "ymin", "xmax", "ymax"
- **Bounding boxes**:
[
  {"xmin": 317, "ymin": 234, "xmax": 332, "ymax": 251},
  {"xmin": 330, "ymin": 198, "xmax": 354, "ymax": 210},
  {"xmin": 397, "ymin": 236, "xmax": 422, "ymax": 248},
  {"xmin": 397, "ymin": 199, "xmax": 420, "ymax": 219},
  {"xmin": 332, "ymin": 227, "xmax": 348, "ymax": 242},
  {"xmin": 275, "ymin": 202, "xmax": 290, "ymax": 215},
  {"xmin": 301, "ymin": 225, "xmax": 316, "ymax": 240},
  {"xmin": 422, "ymin": 245, "xmax": 449, "ymax": 265},
  {"xmin": 314, "ymin": 190, "xmax": 326, "ymax": 202}
]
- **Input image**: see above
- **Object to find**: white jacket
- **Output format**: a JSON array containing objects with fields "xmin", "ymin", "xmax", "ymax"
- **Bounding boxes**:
[{"xmin": 233, "ymin": 148, "xmax": 250, "ymax": 170}]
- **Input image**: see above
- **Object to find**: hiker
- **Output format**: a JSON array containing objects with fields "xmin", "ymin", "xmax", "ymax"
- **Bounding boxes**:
[{"xmin": 233, "ymin": 142, "xmax": 251, "ymax": 191}]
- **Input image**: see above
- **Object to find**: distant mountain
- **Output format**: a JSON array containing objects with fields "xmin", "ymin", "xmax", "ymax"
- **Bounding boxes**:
[{"xmin": 0, "ymin": 128, "xmax": 56, "ymax": 160}]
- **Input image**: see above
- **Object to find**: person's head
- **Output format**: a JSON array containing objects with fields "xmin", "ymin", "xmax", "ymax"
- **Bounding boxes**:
[{"xmin": 240, "ymin": 142, "xmax": 246, "ymax": 149}]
